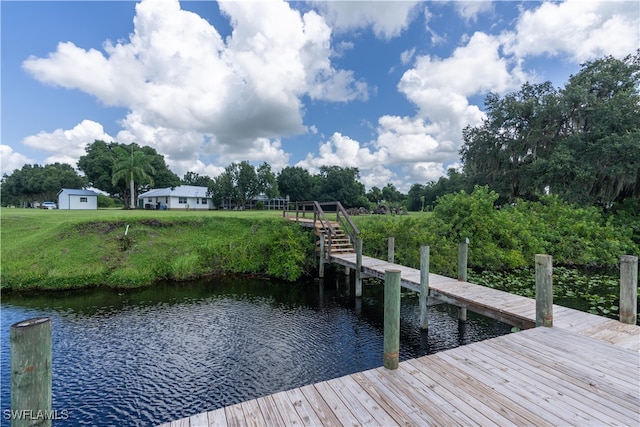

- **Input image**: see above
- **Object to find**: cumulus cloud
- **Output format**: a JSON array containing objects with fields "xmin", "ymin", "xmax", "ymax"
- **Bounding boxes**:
[
  {"xmin": 21, "ymin": 120, "xmax": 114, "ymax": 167},
  {"xmin": 0, "ymin": 145, "xmax": 34, "ymax": 175},
  {"xmin": 311, "ymin": 1, "xmax": 421, "ymax": 40},
  {"xmin": 506, "ymin": 0, "xmax": 640, "ymax": 62},
  {"xmin": 21, "ymin": 0, "xmax": 366, "ymax": 178}
]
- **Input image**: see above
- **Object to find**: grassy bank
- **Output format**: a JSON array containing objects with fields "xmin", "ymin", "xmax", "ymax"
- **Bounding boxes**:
[{"xmin": 1, "ymin": 209, "xmax": 314, "ymax": 290}]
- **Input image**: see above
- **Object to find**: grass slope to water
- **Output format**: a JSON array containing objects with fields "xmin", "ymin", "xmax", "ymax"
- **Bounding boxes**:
[{"xmin": 1, "ymin": 209, "xmax": 314, "ymax": 290}]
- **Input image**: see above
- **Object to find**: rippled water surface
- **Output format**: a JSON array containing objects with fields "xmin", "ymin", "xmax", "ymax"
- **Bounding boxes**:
[{"xmin": 1, "ymin": 274, "xmax": 511, "ymax": 426}]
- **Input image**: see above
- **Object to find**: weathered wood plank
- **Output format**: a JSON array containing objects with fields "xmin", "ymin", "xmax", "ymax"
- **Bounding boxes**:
[
  {"xmin": 206, "ymin": 407, "xmax": 227, "ymax": 427},
  {"xmin": 413, "ymin": 352, "xmax": 552, "ymax": 426},
  {"xmin": 284, "ymin": 387, "xmax": 324, "ymax": 426},
  {"xmin": 403, "ymin": 358, "xmax": 530, "ymax": 426},
  {"xmin": 188, "ymin": 411, "xmax": 209, "ymax": 427},
  {"xmin": 312, "ymin": 380, "xmax": 360, "ymax": 426},
  {"xmin": 298, "ymin": 384, "xmax": 343, "ymax": 427},
  {"xmin": 269, "ymin": 391, "xmax": 305, "ymax": 426},
  {"xmin": 481, "ymin": 337, "xmax": 640, "ymax": 423},
  {"xmin": 223, "ymin": 403, "xmax": 246, "ymax": 427},
  {"xmin": 360, "ymin": 367, "xmax": 463, "ymax": 426},
  {"xmin": 327, "ymin": 375, "xmax": 398, "ymax": 426},
  {"xmin": 350, "ymin": 371, "xmax": 418, "ymax": 427},
  {"xmin": 256, "ymin": 394, "xmax": 285, "ymax": 426},
  {"xmin": 470, "ymin": 336, "xmax": 637, "ymax": 425},
  {"xmin": 239, "ymin": 399, "xmax": 266, "ymax": 427}
]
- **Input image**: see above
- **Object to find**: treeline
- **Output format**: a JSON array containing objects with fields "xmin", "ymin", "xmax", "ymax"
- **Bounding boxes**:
[
  {"xmin": 410, "ymin": 53, "xmax": 640, "ymax": 210},
  {"xmin": 2, "ymin": 53, "xmax": 637, "ymax": 213}
]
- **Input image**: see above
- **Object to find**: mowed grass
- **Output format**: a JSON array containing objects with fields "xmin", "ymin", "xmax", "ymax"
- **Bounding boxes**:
[{"xmin": 0, "ymin": 208, "xmax": 308, "ymax": 290}]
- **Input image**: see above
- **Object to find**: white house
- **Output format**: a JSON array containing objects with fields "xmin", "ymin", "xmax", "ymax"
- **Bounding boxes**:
[
  {"xmin": 137, "ymin": 185, "xmax": 212, "ymax": 210},
  {"xmin": 58, "ymin": 189, "xmax": 99, "ymax": 210}
]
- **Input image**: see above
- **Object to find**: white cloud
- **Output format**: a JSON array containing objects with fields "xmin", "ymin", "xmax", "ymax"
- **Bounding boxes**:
[
  {"xmin": 21, "ymin": 120, "xmax": 114, "ymax": 167},
  {"xmin": 506, "ymin": 0, "xmax": 640, "ymax": 62},
  {"xmin": 452, "ymin": 1, "xmax": 495, "ymax": 23},
  {"xmin": 311, "ymin": 1, "xmax": 421, "ymax": 40},
  {"xmin": 296, "ymin": 132, "xmax": 378, "ymax": 173},
  {"xmin": 0, "ymin": 145, "xmax": 34, "ymax": 175},
  {"xmin": 21, "ymin": 0, "xmax": 366, "ymax": 178},
  {"xmin": 360, "ymin": 165, "xmax": 397, "ymax": 190}
]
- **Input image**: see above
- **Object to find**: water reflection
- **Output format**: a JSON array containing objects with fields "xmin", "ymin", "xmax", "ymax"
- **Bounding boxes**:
[{"xmin": 1, "ymin": 273, "xmax": 511, "ymax": 426}]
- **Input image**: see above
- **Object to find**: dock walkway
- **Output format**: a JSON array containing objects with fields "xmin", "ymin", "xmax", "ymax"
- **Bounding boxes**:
[{"xmin": 161, "ymin": 216, "xmax": 639, "ymax": 426}]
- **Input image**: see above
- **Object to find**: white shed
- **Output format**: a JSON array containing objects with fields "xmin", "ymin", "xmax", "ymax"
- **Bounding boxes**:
[
  {"xmin": 58, "ymin": 189, "xmax": 99, "ymax": 210},
  {"xmin": 138, "ymin": 185, "xmax": 212, "ymax": 210}
]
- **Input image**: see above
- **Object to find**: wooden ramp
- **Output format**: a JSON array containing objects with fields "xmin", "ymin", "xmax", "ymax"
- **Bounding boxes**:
[{"xmin": 159, "ymin": 326, "xmax": 640, "ymax": 426}]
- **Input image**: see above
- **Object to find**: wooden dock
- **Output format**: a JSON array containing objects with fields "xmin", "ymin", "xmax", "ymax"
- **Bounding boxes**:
[
  {"xmin": 160, "ymin": 326, "xmax": 639, "ymax": 426},
  {"xmin": 161, "ymin": 214, "xmax": 639, "ymax": 426}
]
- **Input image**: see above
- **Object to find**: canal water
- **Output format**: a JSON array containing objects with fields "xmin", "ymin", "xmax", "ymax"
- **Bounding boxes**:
[{"xmin": 1, "ymin": 274, "xmax": 512, "ymax": 426}]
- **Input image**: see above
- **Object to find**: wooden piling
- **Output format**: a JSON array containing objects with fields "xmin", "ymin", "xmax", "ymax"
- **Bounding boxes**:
[
  {"xmin": 457, "ymin": 238, "xmax": 469, "ymax": 321},
  {"xmin": 535, "ymin": 254, "xmax": 553, "ymax": 327},
  {"xmin": 419, "ymin": 245, "xmax": 430, "ymax": 330},
  {"xmin": 11, "ymin": 317, "xmax": 52, "ymax": 427},
  {"xmin": 457, "ymin": 238, "xmax": 469, "ymax": 281},
  {"xmin": 619, "ymin": 255, "xmax": 638, "ymax": 325},
  {"xmin": 384, "ymin": 269, "xmax": 401, "ymax": 370},
  {"xmin": 388, "ymin": 237, "xmax": 395, "ymax": 263},
  {"xmin": 319, "ymin": 232, "xmax": 325, "ymax": 278},
  {"xmin": 355, "ymin": 238, "xmax": 363, "ymax": 297}
]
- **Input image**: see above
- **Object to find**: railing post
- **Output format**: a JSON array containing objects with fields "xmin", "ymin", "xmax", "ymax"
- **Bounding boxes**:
[
  {"xmin": 620, "ymin": 255, "xmax": 638, "ymax": 324},
  {"xmin": 384, "ymin": 269, "xmax": 401, "ymax": 370},
  {"xmin": 420, "ymin": 245, "xmax": 430, "ymax": 330},
  {"xmin": 388, "ymin": 237, "xmax": 395, "ymax": 263},
  {"xmin": 355, "ymin": 238, "xmax": 363, "ymax": 297},
  {"xmin": 457, "ymin": 238, "xmax": 469, "ymax": 321},
  {"xmin": 535, "ymin": 254, "xmax": 553, "ymax": 327},
  {"xmin": 319, "ymin": 232, "xmax": 325, "ymax": 278},
  {"xmin": 11, "ymin": 317, "xmax": 52, "ymax": 427}
]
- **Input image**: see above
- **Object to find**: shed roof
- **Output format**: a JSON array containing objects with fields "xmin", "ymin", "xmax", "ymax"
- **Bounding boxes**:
[
  {"xmin": 138, "ymin": 185, "xmax": 209, "ymax": 198},
  {"xmin": 58, "ymin": 188, "xmax": 99, "ymax": 196}
]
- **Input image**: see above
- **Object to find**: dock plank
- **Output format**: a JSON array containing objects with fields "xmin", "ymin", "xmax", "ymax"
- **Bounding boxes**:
[{"xmin": 159, "ymin": 248, "xmax": 640, "ymax": 427}]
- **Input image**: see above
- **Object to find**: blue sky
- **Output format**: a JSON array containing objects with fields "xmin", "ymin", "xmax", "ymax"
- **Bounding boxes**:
[{"xmin": 2, "ymin": 0, "xmax": 638, "ymax": 191}]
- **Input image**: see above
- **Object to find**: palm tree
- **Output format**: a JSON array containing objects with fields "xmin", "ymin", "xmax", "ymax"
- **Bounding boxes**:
[{"xmin": 111, "ymin": 145, "xmax": 155, "ymax": 209}]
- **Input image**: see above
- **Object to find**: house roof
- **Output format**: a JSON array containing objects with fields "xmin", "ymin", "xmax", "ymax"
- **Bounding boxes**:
[
  {"xmin": 138, "ymin": 185, "xmax": 209, "ymax": 198},
  {"xmin": 58, "ymin": 188, "xmax": 99, "ymax": 196}
]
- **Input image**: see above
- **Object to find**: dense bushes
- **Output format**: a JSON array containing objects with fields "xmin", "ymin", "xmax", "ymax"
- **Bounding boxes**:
[{"xmin": 356, "ymin": 186, "xmax": 638, "ymax": 276}]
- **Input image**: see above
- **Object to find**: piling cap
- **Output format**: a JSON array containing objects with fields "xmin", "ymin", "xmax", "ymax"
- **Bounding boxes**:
[{"xmin": 12, "ymin": 317, "xmax": 51, "ymax": 329}]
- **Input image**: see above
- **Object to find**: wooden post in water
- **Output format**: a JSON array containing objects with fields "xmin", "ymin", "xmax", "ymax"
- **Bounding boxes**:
[
  {"xmin": 457, "ymin": 238, "xmax": 469, "ymax": 321},
  {"xmin": 355, "ymin": 238, "xmax": 363, "ymax": 297},
  {"xmin": 535, "ymin": 254, "xmax": 553, "ymax": 327},
  {"xmin": 11, "ymin": 317, "xmax": 52, "ymax": 427},
  {"xmin": 319, "ymin": 232, "xmax": 325, "ymax": 278},
  {"xmin": 419, "ymin": 245, "xmax": 430, "ymax": 330},
  {"xmin": 384, "ymin": 269, "xmax": 401, "ymax": 370},
  {"xmin": 388, "ymin": 237, "xmax": 395, "ymax": 263},
  {"xmin": 619, "ymin": 255, "xmax": 638, "ymax": 324}
]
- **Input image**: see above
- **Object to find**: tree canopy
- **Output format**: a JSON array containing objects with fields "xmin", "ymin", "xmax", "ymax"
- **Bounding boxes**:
[
  {"xmin": 78, "ymin": 140, "xmax": 179, "ymax": 206},
  {"xmin": 461, "ymin": 52, "xmax": 640, "ymax": 207},
  {"xmin": 208, "ymin": 161, "xmax": 279, "ymax": 208},
  {"xmin": 1, "ymin": 163, "xmax": 86, "ymax": 207}
]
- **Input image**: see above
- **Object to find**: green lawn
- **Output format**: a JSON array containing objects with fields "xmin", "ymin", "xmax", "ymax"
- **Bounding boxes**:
[{"xmin": 0, "ymin": 207, "xmax": 310, "ymax": 290}]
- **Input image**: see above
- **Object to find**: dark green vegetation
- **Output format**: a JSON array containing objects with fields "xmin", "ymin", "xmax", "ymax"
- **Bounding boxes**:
[
  {"xmin": 354, "ymin": 187, "xmax": 638, "ymax": 321},
  {"xmin": 1, "ymin": 210, "xmax": 313, "ymax": 290},
  {"xmin": 356, "ymin": 187, "xmax": 638, "ymax": 275}
]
